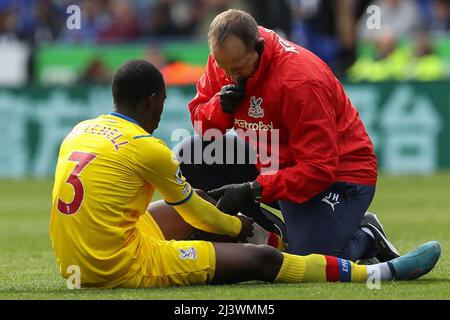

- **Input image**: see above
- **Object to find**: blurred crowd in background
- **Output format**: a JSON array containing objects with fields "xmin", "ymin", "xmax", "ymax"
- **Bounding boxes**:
[{"xmin": 1, "ymin": 0, "xmax": 450, "ymax": 85}]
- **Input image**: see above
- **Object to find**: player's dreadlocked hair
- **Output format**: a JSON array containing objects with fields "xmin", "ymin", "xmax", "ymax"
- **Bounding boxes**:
[{"xmin": 112, "ymin": 59, "xmax": 164, "ymax": 107}]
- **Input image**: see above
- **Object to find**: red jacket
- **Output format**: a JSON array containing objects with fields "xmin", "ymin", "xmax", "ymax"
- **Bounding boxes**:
[{"xmin": 189, "ymin": 27, "xmax": 377, "ymax": 203}]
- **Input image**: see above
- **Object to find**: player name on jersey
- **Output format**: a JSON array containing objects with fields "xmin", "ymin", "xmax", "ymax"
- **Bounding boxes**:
[{"xmin": 69, "ymin": 123, "xmax": 129, "ymax": 150}]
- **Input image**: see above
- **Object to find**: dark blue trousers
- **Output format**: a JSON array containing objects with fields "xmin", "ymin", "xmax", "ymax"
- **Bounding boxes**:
[
  {"xmin": 176, "ymin": 135, "xmax": 377, "ymax": 261},
  {"xmin": 279, "ymin": 182, "xmax": 376, "ymax": 260}
]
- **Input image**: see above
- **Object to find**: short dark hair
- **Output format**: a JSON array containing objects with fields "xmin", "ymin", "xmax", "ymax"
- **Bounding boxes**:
[
  {"xmin": 208, "ymin": 9, "xmax": 259, "ymax": 52},
  {"xmin": 112, "ymin": 59, "xmax": 164, "ymax": 107}
]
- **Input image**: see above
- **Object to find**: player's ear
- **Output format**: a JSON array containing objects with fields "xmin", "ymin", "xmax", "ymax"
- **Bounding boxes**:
[
  {"xmin": 255, "ymin": 38, "xmax": 265, "ymax": 54},
  {"xmin": 147, "ymin": 93, "xmax": 157, "ymax": 107},
  {"xmin": 143, "ymin": 93, "xmax": 156, "ymax": 116}
]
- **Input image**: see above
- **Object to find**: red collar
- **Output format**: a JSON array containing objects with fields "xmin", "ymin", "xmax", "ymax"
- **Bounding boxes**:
[{"xmin": 245, "ymin": 27, "xmax": 275, "ymax": 89}]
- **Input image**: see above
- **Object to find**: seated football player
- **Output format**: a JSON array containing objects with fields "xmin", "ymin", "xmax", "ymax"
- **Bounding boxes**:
[{"xmin": 49, "ymin": 59, "xmax": 441, "ymax": 288}]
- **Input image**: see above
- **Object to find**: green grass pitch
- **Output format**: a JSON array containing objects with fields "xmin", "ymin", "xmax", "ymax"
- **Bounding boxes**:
[{"xmin": 0, "ymin": 173, "xmax": 449, "ymax": 300}]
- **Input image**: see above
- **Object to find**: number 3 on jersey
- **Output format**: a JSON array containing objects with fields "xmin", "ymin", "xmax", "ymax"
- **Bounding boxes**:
[{"xmin": 57, "ymin": 151, "xmax": 96, "ymax": 215}]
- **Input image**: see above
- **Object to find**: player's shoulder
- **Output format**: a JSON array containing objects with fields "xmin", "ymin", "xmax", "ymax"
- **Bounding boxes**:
[
  {"xmin": 64, "ymin": 118, "xmax": 96, "ymax": 138},
  {"xmin": 133, "ymin": 135, "xmax": 180, "ymax": 171},
  {"xmin": 133, "ymin": 134, "xmax": 173, "ymax": 159},
  {"xmin": 132, "ymin": 134, "xmax": 166, "ymax": 147},
  {"xmin": 74, "ymin": 117, "xmax": 96, "ymax": 128},
  {"xmin": 71, "ymin": 115, "xmax": 113, "ymax": 131}
]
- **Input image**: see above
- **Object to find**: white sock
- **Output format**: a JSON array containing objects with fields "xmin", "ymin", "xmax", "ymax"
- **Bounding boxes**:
[
  {"xmin": 367, "ymin": 263, "xmax": 393, "ymax": 281},
  {"xmin": 361, "ymin": 227, "xmax": 375, "ymax": 239}
]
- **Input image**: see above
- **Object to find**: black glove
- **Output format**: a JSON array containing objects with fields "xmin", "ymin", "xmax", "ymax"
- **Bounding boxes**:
[
  {"xmin": 209, "ymin": 182, "xmax": 285, "ymax": 236},
  {"xmin": 208, "ymin": 181, "xmax": 261, "ymax": 216},
  {"xmin": 219, "ymin": 83, "xmax": 246, "ymax": 114}
]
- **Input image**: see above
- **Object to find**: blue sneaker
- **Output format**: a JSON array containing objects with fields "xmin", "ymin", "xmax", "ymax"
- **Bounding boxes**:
[{"xmin": 387, "ymin": 241, "xmax": 441, "ymax": 280}]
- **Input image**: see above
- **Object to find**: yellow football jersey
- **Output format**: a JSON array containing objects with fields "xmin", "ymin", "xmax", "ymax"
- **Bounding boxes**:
[{"xmin": 49, "ymin": 112, "xmax": 241, "ymax": 287}]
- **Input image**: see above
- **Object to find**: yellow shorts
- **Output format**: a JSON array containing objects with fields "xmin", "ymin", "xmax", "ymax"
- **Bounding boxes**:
[{"xmin": 121, "ymin": 211, "xmax": 216, "ymax": 288}]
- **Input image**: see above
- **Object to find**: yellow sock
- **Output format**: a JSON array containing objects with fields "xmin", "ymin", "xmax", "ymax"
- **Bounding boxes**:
[
  {"xmin": 275, "ymin": 253, "xmax": 368, "ymax": 283},
  {"xmin": 275, "ymin": 253, "xmax": 306, "ymax": 283}
]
